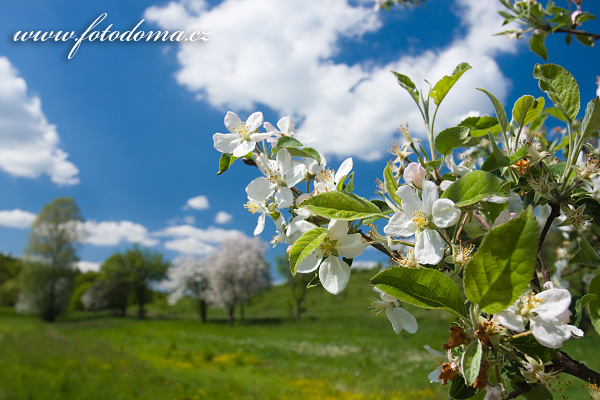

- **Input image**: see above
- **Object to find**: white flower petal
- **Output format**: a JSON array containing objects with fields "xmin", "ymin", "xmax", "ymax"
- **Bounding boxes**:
[
  {"xmin": 334, "ymin": 158, "xmax": 353, "ymax": 183},
  {"xmin": 224, "ymin": 111, "xmax": 242, "ymax": 132},
  {"xmin": 327, "ymin": 219, "xmax": 348, "ymax": 240},
  {"xmin": 432, "ymin": 199, "xmax": 461, "ymax": 228},
  {"xmin": 534, "ymin": 288, "xmax": 572, "ymax": 319},
  {"xmin": 386, "ymin": 307, "xmax": 418, "ymax": 334},
  {"xmin": 251, "ymin": 132, "xmax": 272, "ymax": 142},
  {"xmin": 254, "ymin": 213, "xmax": 266, "ymax": 235},
  {"xmin": 246, "ymin": 177, "xmax": 274, "ymax": 201},
  {"xmin": 424, "ymin": 345, "xmax": 445, "ymax": 359},
  {"xmin": 245, "ymin": 111, "xmax": 264, "ymax": 132},
  {"xmin": 319, "ymin": 256, "xmax": 351, "ymax": 295},
  {"xmin": 530, "ymin": 317, "xmax": 574, "ymax": 348},
  {"xmin": 213, "ymin": 133, "xmax": 239, "ymax": 153},
  {"xmin": 277, "ymin": 116, "xmax": 294, "ymax": 134},
  {"xmin": 296, "ymin": 250, "xmax": 323, "ymax": 273},
  {"xmin": 232, "ymin": 140, "xmax": 256, "ymax": 157},
  {"xmin": 263, "ymin": 121, "xmax": 278, "ymax": 134},
  {"xmin": 396, "ymin": 185, "xmax": 422, "ymax": 216},
  {"xmin": 274, "ymin": 187, "xmax": 294, "ymax": 209},
  {"xmin": 421, "ymin": 180, "xmax": 439, "ymax": 216},
  {"xmin": 384, "ymin": 212, "xmax": 417, "ymax": 237},
  {"xmin": 497, "ymin": 307, "xmax": 525, "ymax": 332},
  {"xmin": 414, "ymin": 230, "xmax": 445, "ymax": 265},
  {"xmin": 428, "ymin": 365, "xmax": 443, "ymax": 383},
  {"xmin": 336, "ymin": 233, "xmax": 369, "ymax": 259}
]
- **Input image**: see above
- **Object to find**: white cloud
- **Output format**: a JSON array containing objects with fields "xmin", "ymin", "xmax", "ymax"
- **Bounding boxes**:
[
  {"xmin": 82, "ymin": 220, "xmax": 159, "ymax": 247},
  {"xmin": 0, "ymin": 57, "xmax": 79, "ymax": 184},
  {"xmin": 0, "ymin": 209, "xmax": 36, "ymax": 229},
  {"xmin": 352, "ymin": 260, "xmax": 380, "ymax": 270},
  {"xmin": 214, "ymin": 211, "xmax": 232, "ymax": 224},
  {"xmin": 185, "ymin": 195, "xmax": 209, "ymax": 210},
  {"xmin": 77, "ymin": 261, "xmax": 101, "ymax": 272},
  {"xmin": 145, "ymin": 0, "xmax": 517, "ymax": 160},
  {"xmin": 154, "ymin": 224, "xmax": 244, "ymax": 255}
]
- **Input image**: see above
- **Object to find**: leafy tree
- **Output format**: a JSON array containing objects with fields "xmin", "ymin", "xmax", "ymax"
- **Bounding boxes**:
[
  {"xmin": 101, "ymin": 247, "xmax": 169, "ymax": 319},
  {"xmin": 0, "ymin": 254, "xmax": 24, "ymax": 306},
  {"xmin": 275, "ymin": 254, "xmax": 313, "ymax": 320},
  {"xmin": 205, "ymin": 236, "xmax": 270, "ymax": 325},
  {"xmin": 70, "ymin": 271, "xmax": 101, "ymax": 310},
  {"xmin": 17, "ymin": 197, "xmax": 83, "ymax": 322},
  {"xmin": 161, "ymin": 255, "xmax": 210, "ymax": 322}
]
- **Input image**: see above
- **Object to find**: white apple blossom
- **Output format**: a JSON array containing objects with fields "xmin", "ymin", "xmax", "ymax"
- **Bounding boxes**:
[
  {"xmin": 295, "ymin": 219, "xmax": 369, "ymax": 295},
  {"xmin": 372, "ymin": 287, "xmax": 418, "ymax": 334},
  {"xmin": 445, "ymin": 154, "xmax": 475, "ymax": 177},
  {"xmin": 314, "ymin": 158, "xmax": 353, "ymax": 194},
  {"xmin": 264, "ymin": 116, "xmax": 313, "ymax": 146},
  {"xmin": 403, "ymin": 162, "xmax": 426, "ymax": 188},
  {"xmin": 497, "ymin": 287, "xmax": 584, "ymax": 349},
  {"xmin": 384, "ymin": 180, "xmax": 461, "ymax": 265},
  {"xmin": 521, "ymin": 355, "xmax": 558, "ymax": 386},
  {"xmin": 213, "ymin": 111, "xmax": 271, "ymax": 157},
  {"xmin": 244, "ymin": 197, "xmax": 269, "ymax": 235},
  {"xmin": 246, "ymin": 148, "xmax": 306, "ymax": 209}
]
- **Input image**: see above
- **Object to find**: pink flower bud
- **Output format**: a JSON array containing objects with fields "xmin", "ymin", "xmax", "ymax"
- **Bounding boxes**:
[{"xmin": 403, "ymin": 162, "xmax": 426, "ymax": 188}]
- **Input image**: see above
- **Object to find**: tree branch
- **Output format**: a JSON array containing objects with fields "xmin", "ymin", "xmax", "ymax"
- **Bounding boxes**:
[
  {"xmin": 555, "ymin": 27, "xmax": 600, "ymax": 42},
  {"xmin": 505, "ymin": 381, "xmax": 533, "ymax": 399},
  {"xmin": 551, "ymin": 351, "xmax": 600, "ymax": 386},
  {"xmin": 537, "ymin": 203, "xmax": 560, "ymax": 285}
]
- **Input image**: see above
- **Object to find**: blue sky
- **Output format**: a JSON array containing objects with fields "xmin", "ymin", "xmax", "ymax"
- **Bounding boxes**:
[{"xmin": 0, "ymin": 0, "xmax": 599, "ymax": 276}]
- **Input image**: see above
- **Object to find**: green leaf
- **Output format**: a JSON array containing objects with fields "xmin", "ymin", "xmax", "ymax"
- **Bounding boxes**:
[
  {"xmin": 384, "ymin": 162, "xmax": 401, "ymax": 205},
  {"xmin": 570, "ymin": 237, "xmax": 600, "ymax": 267},
  {"xmin": 429, "ymin": 63, "xmax": 472, "ymax": 106},
  {"xmin": 508, "ymin": 147, "xmax": 528, "ymax": 165},
  {"xmin": 449, "ymin": 376, "xmax": 478, "ymax": 399},
  {"xmin": 301, "ymin": 191, "xmax": 382, "ymax": 221},
  {"xmin": 461, "ymin": 341, "xmax": 483, "ymax": 387},
  {"xmin": 441, "ymin": 170, "xmax": 506, "ymax": 208},
  {"xmin": 477, "ymin": 88, "xmax": 509, "ymax": 134},
  {"xmin": 459, "ymin": 115, "xmax": 501, "ymax": 137},
  {"xmin": 521, "ymin": 383, "xmax": 553, "ymax": 400},
  {"xmin": 533, "ymin": 63, "xmax": 580, "ymax": 123},
  {"xmin": 581, "ymin": 97, "xmax": 600, "ymax": 141},
  {"xmin": 217, "ymin": 153, "xmax": 238, "ymax": 175},
  {"xmin": 512, "ymin": 335, "xmax": 559, "ymax": 363},
  {"xmin": 275, "ymin": 136, "xmax": 302, "ymax": 150},
  {"xmin": 575, "ymin": 34, "xmax": 594, "ymax": 46},
  {"xmin": 464, "ymin": 208, "xmax": 539, "ymax": 313},
  {"xmin": 370, "ymin": 266, "xmax": 467, "ymax": 317},
  {"xmin": 435, "ymin": 126, "xmax": 479, "ymax": 155},
  {"xmin": 576, "ymin": 197, "xmax": 600, "ymax": 226},
  {"xmin": 589, "ymin": 274, "xmax": 600, "ymax": 335},
  {"xmin": 481, "ymin": 134, "xmax": 510, "ymax": 172},
  {"xmin": 529, "ymin": 31, "xmax": 548, "ymax": 61},
  {"xmin": 544, "ymin": 106, "xmax": 567, "ymax": 122},
  {"xmin": 288, "ymin": 228, "xmax": 327, "ymax": 275},
  {"xmin": 287, "ymin": 147, "xmax": 321, "ymax": 165},
  {"xmin": 392, "ymin": 71, "xmax": 420, "ymax": 105},
  {"xmin": 512, "ymin": 95, "xmax": 545, "ymax": 128}
]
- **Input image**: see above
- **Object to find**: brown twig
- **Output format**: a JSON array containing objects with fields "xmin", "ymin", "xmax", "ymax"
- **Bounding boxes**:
[
  {"xmin": 550, "ymin": 351, "xmax": 600, "ymax": 386},
  {"xmin": 554, "ymin": 27, "xmax": 600, "ymax": 42},
  {"xmin": 472, "ymin": 211, "xmax": 490, "ymax": 230},
  {"xmin": 537, "ymin": 203, "xmax": 560, "ymax": 285},
  {"xmin": 505, "ymin": 381, "xmax": 533, "ymax": 399},
  {"xmin": 360, "ymin": 232, "xmax": 394, "ymax": 258}
]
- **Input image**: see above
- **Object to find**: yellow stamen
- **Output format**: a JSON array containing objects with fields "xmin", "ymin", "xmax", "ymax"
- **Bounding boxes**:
[{"xmin": 412, "ymin": 211, "xmax": 429, "ymax": 229}]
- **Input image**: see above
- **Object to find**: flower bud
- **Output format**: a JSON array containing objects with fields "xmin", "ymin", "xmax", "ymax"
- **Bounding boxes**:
[{"xmin": 403, "ymin": 162, "xmax": 426, "ymax": 188}]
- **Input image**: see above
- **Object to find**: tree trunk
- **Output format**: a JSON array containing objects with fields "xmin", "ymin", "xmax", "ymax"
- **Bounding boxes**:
[
  {"xmin": 137, "ymin": 286, "xmax": 145, "ymax": 319},
  {"xmin": 199, "ymin": 299, "xmax": 207, "ymax": 323},
  {"xmin": 228, "ymin": 304, "xmax": 235, "ymax": 326},
  {"xmin": 295, "ymin": 299, "xmax": 302, "ymax": 321}
]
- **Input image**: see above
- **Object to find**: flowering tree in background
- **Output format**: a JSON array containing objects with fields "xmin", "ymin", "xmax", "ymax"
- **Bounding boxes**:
[
  {"xmin": 204, "ymin": 236, "xmax": 270, "ymax": 325},
  {"xmin": 161, "ymin": 255, "xmax": 211, "ymax": 322}
]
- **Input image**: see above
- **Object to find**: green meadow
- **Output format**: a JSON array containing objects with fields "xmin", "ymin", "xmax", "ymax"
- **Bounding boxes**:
[{"xmin": 0, "ymin": 269, "xmax": 598, "ymax": 400}]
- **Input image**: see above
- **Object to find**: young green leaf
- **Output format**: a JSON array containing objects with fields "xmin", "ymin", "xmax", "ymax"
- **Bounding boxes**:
[
  {"xmin": 441, "ymin": 170, "xmax": 506, "ymax": 207},
  {"xmin": 429, "ymin": 63, "xmax": 472, "ymax": 106},
  {"xmin": 580, "ymin": 97, "xmax": 600, "ymax": 141},
  {"xmin": 217, "ymin": 153, "xmax": 238, "ymax": 175},
  {"xmin": 477, "ymin": 88, "xmax": 509, "ymax": 134},
  {"xmin": 384, "ymin": 161, "xmax": 402, "ymax": 205},
  {"xmin": 461, "ymin": 341, "xmax": 483, "ymax": 387},
  {"xmin": 289, "ymin": 228, "xmax": 327, "ymax": 275},
  {"xmin": 392, "ymin": 71, "xmax": 420, "ymax": 106},
  {"xmin": 449, "ymin": 376, "xmax": 478, "ymax": 399},
  {"xmin": 275, "ymin": 136, "xmax": 303, "ymax": 150},
  {"xmin": 481, "ymin": 133, "xmax": 510, "ymax": 172},
  {"xmin": 589, "ymin": 274, "xmax": 600, "ymax": 335},
  {"xmin": 301, "ymin": 191, "xmax": 382, "ymax": 221},
  {"xmin": 459, "ymin": 115, "xmax": 501, "ymax": 137},
  {"xmin": 570, "ymin": 237, "xmax": 600, "ymax": 267},
  {"xmin": 529, "ymin": 31, "xmax": 548, "ymax": 61},
  {"xmin": 512, "ymin": 95, "xmax": 545, "ymax": 128},
  {"xmin": 533, "ymin": 63, "xmax": 580, "ymax": 123},
  {"xmin": 287, "ymin": 147, "xmax": 322, "ymax": 165},
  {"xmin": 464, "ymin": 208, "xmax": 539, "ymax": 314},
  {"xmin": 434, "ymin": 126, "xmax": 479, "ymax": 155},
  {"xmin": 370, "ymin": 266, "xmax": 467, "ymax": 317},
  {"xmin": 511, "ymin": 335, "xmax": 560, "ymax": 363}
]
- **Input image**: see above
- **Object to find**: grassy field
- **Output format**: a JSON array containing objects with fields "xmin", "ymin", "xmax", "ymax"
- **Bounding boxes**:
[{"xmin": 0, "ymin": 269, "xmax": 598, "ymax": 400}]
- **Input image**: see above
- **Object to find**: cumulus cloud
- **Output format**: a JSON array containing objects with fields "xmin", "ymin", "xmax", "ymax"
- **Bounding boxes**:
[
  {"xmin": 154, "ymin": 224, "xmax": 244, "ymax": 255},
  {"xmin": 145, "ymin": 0, "xmax": 517, "ymax": 160},
  {"xmin": 184, "ymin": 195, "xmax": 209, "ymax": 210},
  {"xmin": 0, "ymin": 57, "xmax": 79, "ymax": 184},
  {"xmin": 78, "ymin": 261, "xmax": 101, "ymax": 272},
  {"xmin": 0, "ymin": 209, "xmax": 36, "ymax": 229},
  {"xmin": 81, "ymin": 220, "xmax": 159, "ymax": 247},
  {"xmin": 214, "ymin": 211, "xmax": 232, "ymax": 224}
]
